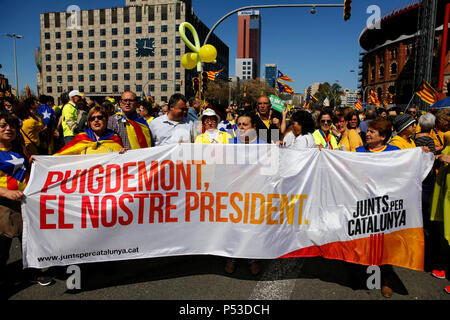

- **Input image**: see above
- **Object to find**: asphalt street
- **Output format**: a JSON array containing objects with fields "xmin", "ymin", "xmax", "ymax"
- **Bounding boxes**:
[{"xmin": 3, "ymin": 238, "xmax": 450, "ymax": 303}]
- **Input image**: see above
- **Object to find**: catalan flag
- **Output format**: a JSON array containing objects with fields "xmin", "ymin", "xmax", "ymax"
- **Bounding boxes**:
[
  {"xmin": 416, "ymin": 80, "xmax": 438, "ymax": 105},
  {"xmin": 309, "ymin": 93, "xmax": 318, "ymax": 103},
  {"xmin": 207, "ymin": 69, "xmax": 223, "ymax": 81},
  {"xmin": 368, "ymin": 90, "xmax": 381, "ymax": 106},
  {"xmin": 54, "ymin": 128, "xmax": 124, "ymax": 155},
  {"xmin": 323, "ymin": 97, "xmax": 330, "ymax": 107},
  {"xmin": 354, "ymin": 98, "xmax": 363, "ymax": 111},
  {"xmin": 113, "ymin": 112, "xmax": 152, "ymax": 149},
  {"xmin": 277, "ymin": 81, "xmax": 294, "ymax": 95},
  {"xmin": 277, "ymin": 70, "xmax": 294, "ymax": 82}
]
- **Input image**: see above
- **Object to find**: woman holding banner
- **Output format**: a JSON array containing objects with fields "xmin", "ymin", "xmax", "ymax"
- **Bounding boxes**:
[
  {"xmin": 355, "ymin": 117, "xmax": 400, "ymax": 298},
  {"xmin": 283, "ymin": 110, "xmax": 316, "ymax": 149},
  {"xmin": 55, "ymin": 106, "xmax": 126, "ymax": 155},
  {"xmin": 0, "ymin": 113, "xmax": 52, "ymax": 294},
  {"xmin": 229, "ymin": 112, "xmax": 266, "ymax": 145},
  {"xmin": 195, "ymin": 108, "xmax": 232, "ymax": 144},
  {"xmin": 312, "ymin": 111, "xmax": 339, "ymax": 150}
]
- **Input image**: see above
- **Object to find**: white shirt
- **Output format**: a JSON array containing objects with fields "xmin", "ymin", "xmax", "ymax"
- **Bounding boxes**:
[
  {"xmin": 289, "ymin": 133, "xmax": 316, "ymax": 150},
  {"xmin": 149, "ymin": 114, "xmax": 194, "ymax": 146}
]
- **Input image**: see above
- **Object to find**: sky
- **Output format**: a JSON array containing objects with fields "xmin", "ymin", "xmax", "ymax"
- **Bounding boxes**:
[{"xmin": 0, "ymin": 0, "xmax": 419, "ymax": 95}]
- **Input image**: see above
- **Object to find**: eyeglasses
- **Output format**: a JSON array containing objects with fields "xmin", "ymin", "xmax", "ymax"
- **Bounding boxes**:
[
  {"xmin": 321, "ymin": 120, "xmax": 332, "ymax": 124},
  {"xmin": 89, "ymin": 115, "xmax": 105, "ymax": 122},
  {"xmin": 121, "ymin": 99, "xmax": 137, "ymax": 103},
  {"xmin": 257, "ymin": 102, "xmax": 270, "ymax": 105}
]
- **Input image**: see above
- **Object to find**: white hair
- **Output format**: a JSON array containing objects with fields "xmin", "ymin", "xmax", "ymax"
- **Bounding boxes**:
[{"xmin": 419, "ymin": 113, "xmax": 436, "ymax": 132}]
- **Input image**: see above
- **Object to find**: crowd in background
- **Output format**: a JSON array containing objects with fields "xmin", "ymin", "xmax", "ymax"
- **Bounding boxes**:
[{"xmin": 0, "ymin": 88, "xmax": 449, "ymax": 298}]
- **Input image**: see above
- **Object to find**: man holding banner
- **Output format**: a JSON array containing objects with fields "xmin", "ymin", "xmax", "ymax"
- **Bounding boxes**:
[{"xmin": 254, "ymin": 96, "xmax": 280, "ymax": 144}]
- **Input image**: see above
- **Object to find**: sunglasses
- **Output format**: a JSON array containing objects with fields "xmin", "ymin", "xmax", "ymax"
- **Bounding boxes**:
[
  {"xmin": 121, "ymin": 99, "xmax": 137, "ymax": 103},
  {"xmin": 89, "ymin": 115, "xmax": 105, "ymax": 122},
  {"xmin": 321, "ymin": 120, "xmax": 332, "ymax": 124}
]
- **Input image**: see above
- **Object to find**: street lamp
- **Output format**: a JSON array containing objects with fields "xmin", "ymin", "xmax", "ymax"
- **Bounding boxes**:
[{"xmin": 5, "ymin": 33, "xmax": 23, "ymax": 97}]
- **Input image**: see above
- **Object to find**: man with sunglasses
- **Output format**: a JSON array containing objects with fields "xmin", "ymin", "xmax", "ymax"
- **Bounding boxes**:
[
  {"xmin": 405, "ymin": 106, "xmax": 419, "ymax": 120},
  {"xmin": 107, "ymin": 91, "xmax": 152, "ymax": 150}
]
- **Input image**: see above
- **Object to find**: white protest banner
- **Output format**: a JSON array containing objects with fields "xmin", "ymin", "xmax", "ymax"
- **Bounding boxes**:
[{"xmin": 22, "ymin": 145, "xmax": 433, "ymax": 270}]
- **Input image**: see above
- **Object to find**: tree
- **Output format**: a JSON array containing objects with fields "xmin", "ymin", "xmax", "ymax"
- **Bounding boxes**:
[{"xmin": 314, "ymin": 82, "xmax": 343, "ymax": 107}]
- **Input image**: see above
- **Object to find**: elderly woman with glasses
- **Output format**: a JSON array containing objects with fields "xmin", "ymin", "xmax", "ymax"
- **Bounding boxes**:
[
  {"xmin": 195, "ymin": 108, "xmax": 232, "ymax": 144},
  {"xmin": 312, "ymin": 110, "xmax": 339, "ymax": 149},
  {"xmin": 55, "ymin": 106, "xmax": 126, "ymax": 155}
]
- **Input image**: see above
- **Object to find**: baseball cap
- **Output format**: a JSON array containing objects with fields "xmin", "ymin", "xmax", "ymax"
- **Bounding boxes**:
[{"xmin": 69, "ymin": 90, "xmax": 84, "ymax": 98}]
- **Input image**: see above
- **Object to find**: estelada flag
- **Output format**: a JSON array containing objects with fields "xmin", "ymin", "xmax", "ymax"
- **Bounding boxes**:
[
  {"xmin": 416, "ymin": 80, "xmax": 438, "ymax": 105},
  {"xmin": 277, "ymin": 70, "xmax": 294, "ymax": 82},
  {"xmin": 207, "ymin": 69, "xmax": 223, "ymax": 81},
  {"xmin": 309, "ymin": 93, "xmax": 318, "ymax": 103},
  {"xmin": 277, "ymin": 81, "xmax": 294, "ymax": 95},
  {"xmin": 369, "ymin": 90, "xmax": 381, "ymax": 106},
  {"xmin": 54, "ymin": 129, "xmax": 124, "ymax": 155}
]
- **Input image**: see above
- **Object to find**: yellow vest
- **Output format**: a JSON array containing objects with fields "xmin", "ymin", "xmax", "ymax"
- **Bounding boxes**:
[
  {"xmin": 195, "ymin": 131, "xmax": 232, "ymax": 144},
  {"xmin": 312, "ymin": 129, "xmax": 339, "ymax": 149},
  {"xmin": 389, "ymin": 135, "xmax": 416, "ymax": 149}
]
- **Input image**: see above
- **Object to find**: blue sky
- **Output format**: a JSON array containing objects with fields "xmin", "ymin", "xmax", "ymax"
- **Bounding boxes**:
[{"xmin": 0, "ymin": 0, "xmax": 418, "ymax": 95}]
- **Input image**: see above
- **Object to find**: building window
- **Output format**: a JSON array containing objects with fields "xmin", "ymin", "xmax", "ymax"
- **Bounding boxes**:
[
  {"xmin": 77, "ymin": 42, "xmax": 83, "ymax": 49},
  {"xmin": 136, "ymin": 6, "xmax": 142, "ymax": 22},
  {"xmin": 124, "ymin": 27, "xmax": 130, "ymax": 35},
  {"xmin": 78, "ymin": 64, "xmax": 84, "ymax": 71},
  {"xmin": 112, "ymin": 74, "xmax": 118, "ymax": 81},
  {"xmin": 124, "ymin": 50, "xmax": 130, "ymax": 58},
  {"xmin": 101, "ymin": 86, "xmax": 107, "ymax": 93},
  {"xmin": 56, "ymin": 54, "xmax": 61, "ymax": 61},
  {"xmin": 136, "ymin": 61, "xmax": 142, "ymax": 69},
  {"xmin": 379, "ymin": 65, "xmax": 384, "ymax": 79},
  {"xmin": 55, "ymin": 43, "xmax": 61, "ymax": 50},
  {"xmin": 390, "ymin": 48, "xmax": 398, "ymax": 59},
  {"xmin": 161, "ymin": 49, "xmax": 167, "ymax": 56},
  {"xmin": 88, "ymin": 10, "xmax": 94, "ymax": 25},
  {"xmin": 44, "ymin": 32, "xmax": 51, "ymax": 39},
  {"xmin": 124, "ymin": 74, "xmax": 130, "ymax": 81},
  {"xmin": 112, "ymin": 85, "xmax": 119, "ymax": 92},
  {"xmin": 175, "ymin": 60, "xmax": 180, "ymax": 68},
  {"xmin": 89, "ymin": 41, "xmax": 94, "ymax": 48},
  {"xmin": 112, "ymin": 62, "xmax": 118, "ymax": 70},
  {"xmin": 112, "ymin": 28, "xmax": 118, "ymax": 35},
  {"xmin": 66, "ymin": 42, "xmax": 72, "ymax": 49},
  {"xmin": 161, "ymin": 37, "xmax": 168, "ymax": 44},
  {"xmin": 124, "ymin": 85, "xmax": 130, "ymax": 92},
  {"xmin": 161, "ymin": 61, "xmax": 167, "ymax": 68},
  {"xmin": 89, "ymin": 52, "xmax": 95, "ymax": 59},
  {"xmin": 89, "ymin": 63, "xmax": 95, "ymax": 70},
  {"xmin": 66, "ymin": 65, "xmax": 72, "ymax": 71},
  {"xmin": 67, "ymin": 75, "xmax": 73, "ymax": 82},
  {"xmin": 161, "ymin": 4, "xmax": 168, "ymax": 20},
  {"xmin": 112, "ymin": 39, "xmax": 118, "ymax": 47},
  {"xmin": 46, "ymin": 65, "xmax": 51, "ymax": 72},
  {"xmin": 55, "ymin": 32, "xmax": 60, "ymax": 39},
  {"xmin": 77, "ymin": 30, "xmax": 83, "ymax": 37},
  {"xmin": 88, "ymin": 29, "xmax": 94, "ymax": 37},
  {"xmin": 149, "ymin": 85, "xmax": 155, "ymax": 92},
  {"xmin": 89, "ymin": 75, "xmax": 95, "ymax": 81},
  {"xmin": 111, "ymin": 8, "xmax": 118, "ymax": 24},
  {"xmin": 136, "ymin": 26, "xmax": 142, "ymax": 34},
  {"xmin": 136, "ymin": 85, "xmax": 142, "ymax": 92},
  {"xmin": 100, "ymin": 9, "xmax": 106, "ymax": 24},
  {"xmin": 54, "ymin": 13, "xmax": 60, "ymax": 28},
  {"xmin": 77, "ymin": 53, "xmax": 83, "ymax": 60},
  {"xmin": 78, "ymin": 75, "xmax": 84, "ymax": 82},
  {"xmin": 47, "ymin": 87, "xmax": 52, "ymax": 93},
  {"xmin": 90, "ymin": 86, "xmax": 95, "ymax": 93},
  {"xmin": 148, "ymin": 26, "xmax": 155, "ymax": 33},
  {"xmin": 100, "ymin": 63, "xmax": 106, "ymax": 70},
  {"xmin": 391, "ymin": 63, "xmax": 397, "ymax": 76},
  {"xmin": 123, "ymin": 7, "xmax": 130, "ymax": 23},
  {"xmin": 66, "ymin": 31, "xmax": 72, "ymax": 38},
  {"xmin": 124, "ymin": 39, "xmax": 130, "ymax": 46},
  {"xmin": 148, "ymin": 61, "xmax": 155, "ymax": 68},
  {"xmin": 148, "ymin": 5, "xmax": 155, "ymax": 21},
  {"xmin": 161, "ymin": 25, "xmax": 168, "ymax": 32},
  {"xmin": 124, "ymin": 62, "xmax": 130, "ymax": 69},
  {"xmin": 100, "ymin": 29, "xmax": 106, "ymax": 36},
  {"xmin": 45, "ymin": 43, "xmax": 51, "ymax": 50},
  {"xmin": 67, "ymin": 53, "xmax": 73, "ymax": 60},
  {"xmin": 148, "ymin": 73, "xmax": 155, "ymax": 80},
  {"xmin": 46, "ymin": 76, "xmax": 52, "ymax": 83},
  {"xmin": 136, "ymin": 73, "xmax": 142, "ymax": 81},
  {"xmin": 161, "ymin": 84, "xmax": 168, "ymax": 92},
  {"xmin": 79, "ymin": 86, "xmax": 84, "ymax": 92},
  {"xmin": 112, "ymin": 51, "xmax": 118, "ymax": 58},
  {"xmin": 161, "ymin": 73, "xmax": 167, "ymax": 80},
  {"xmin": 100, "ymin": 40, "xmax": 106, "ymax": 47},
  {"xmin": 100, "ymin": 52, "xmax": 107, "ymax": 59}
]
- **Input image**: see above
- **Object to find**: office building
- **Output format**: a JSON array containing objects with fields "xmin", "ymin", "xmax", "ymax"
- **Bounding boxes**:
[
  {"xmin": 38, "ymin": 0, "xmax": 229, "ymax": 103},
  {"xmin": 264, "ymin": 64, "xmax": 277, "ymax": 88},
  {"xmin": 236, "ymin": 10, "xmax": 261, "ymax": 79}
]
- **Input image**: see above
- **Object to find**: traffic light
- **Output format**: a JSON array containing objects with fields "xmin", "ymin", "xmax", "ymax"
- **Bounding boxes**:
[
  {"xmin": 193, "ymin": 77, "xmax": 200, "ymax": 92},
  {"xmin": 343, "ymin": 0, "xmax": 352, "ymax": 21},
  {"xmin": 201, "ymin": 71, "xmax": 208, "ymax": 91}
]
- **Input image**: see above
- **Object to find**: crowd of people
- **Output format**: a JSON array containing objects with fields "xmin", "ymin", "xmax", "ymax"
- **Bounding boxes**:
[{"xmin": 0, "ymin": 88, "xmax": 449, "ymax": 298}]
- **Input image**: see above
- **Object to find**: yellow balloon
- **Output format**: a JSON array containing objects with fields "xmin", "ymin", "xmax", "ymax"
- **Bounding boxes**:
[
  {"xmin": 199, "ymin": 45, "xmax": 217, "ymax": 63},
  {"xmin": 181, "ymin": 52, "xmax": 198, "ymax": 69}
]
